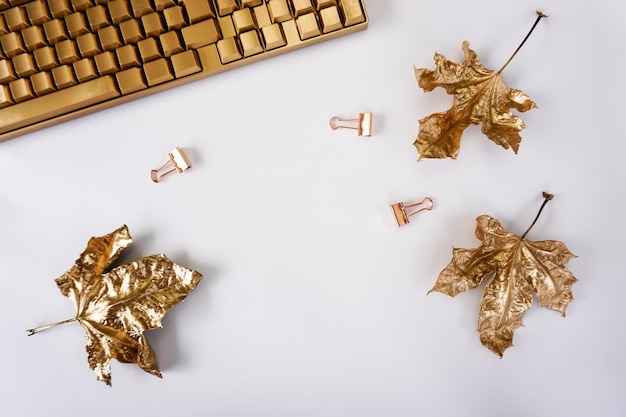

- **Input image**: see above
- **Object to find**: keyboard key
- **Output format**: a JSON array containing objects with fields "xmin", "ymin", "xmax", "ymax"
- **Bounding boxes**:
[
  {"xmin": 42, "ymin": 19, "xmax": 68, "ymax": 44},
  {"xmin": 55, "ymin": 39, "xmax": 79, "ymax": 64},
  {"xmin": 76, "ymin": 32, "xmax": 100, "ymax": 57},
  {"xmin": 0, "ymin": 14, "xmax": 8, "ymax": 36},
  {"xmin": 0, "ymin": 77, "xmax": 12, "ymax": 104},
  {"xmin": 159, "ymin": 30, "xmax": 182, "ymax": 57},
  {"xmin": 171, "ymin": 49, "xmax": 200, "ymax": 77},
  {"xmin": 253, "ymin": 4, "xmax": 271, "ymax": 27},
  {"xmin": 137, "ymin": 37, "xmax": 160, "ymax": 62},
  {"xmin": 0, "ymin": 58, "xmax": 17, "ymax": 82},
  {"xmin": 21, "ymin": 25, "xmax": 47, "ymax": 51},
  {"xmin": 296, "ymin": 13, "xmax": 320, "ymax": 40},
  {"xmin": 94, "ymin": 50, "xmax": 118, "ymax": 74},
  {"xmin": 144, "ymin": 57, "xmax": 172, "ymax": 85},
  {"xmin": 115, "ymin": 66, "xmax": 146, "ymax": 93},
  {"xmin": 85, "ymin": 5, "xmax": 110, "ymax": 31},
  {"xmin": 181, "ymin": 19, "xmax": 220, "ymax": 49},
  {"xmin": 141, "ymin": 12, "xmax": 164, "ymax": 37},
  {"xmin": 216, "ymin": 37, "xmax": 240, "ymax": 63},
  {"xmin": 4, "ymin": 5, "xmax": 29, "ymax": 32},
  {"xmin": 181, "ymin": 0, "xmax": 215, "ymax": 24},
  {"xmin": 0, "ymin": 75, "xmax": 120, "ymax": 134},
  {"xmin": 338, "ymin": 0, "xmax": 365, "ymax": 26},
  {"xmin": 196, "ymin": 43, "xmax": 219, "ymax": 72},
  {"xmin": 73, "ymin": 57, "xmax": 97, "ymax": 81},
  {"xmin": 0, "ymin": 84, "xmax": 13, "ymax": 108},
  {"xmin": 98, "ymin": 25, "xmax": 123, "ymax": 50},
  {"xmin": 240, "ymin": 30, "xmax": 262, "ymax": 57},
  {"xmin": 319, "ymin": 5, "xmax": 341, "ymax": 33},
  {"xmin": 215, "ymin": 0, "xmax": 237, "ymax": 16},
  {"xmin": 71, "ymin": 0, "xmax": 94, "ymax": 12},
  {"xmin": 1, "ymin": 32, "xmax": 26, "ymax": 57},
  {"xmin": 115, "ymin": 44, "xmax": 140, "ymax": 68},
  {"xmin": 232, "ymin": 8, "xmax": 255, "ymax": 34},
  {"xmin": 119, "ymin": 18, "xmax": 143, "ymax": 43},
  {"xmin": 241, "ymin": 0, "xmax": 262, "ymax": 7},
  {"xmin": 108, "ymin": 0, "xmax": 132, "ymax": 24},
  {"xmin": 217, "ymin": 15, "xmax": 235, "ymax": 38},
  {"xmin": 9, "ymin": 78, "xmax": 35, "ymax": 102},
  {"xmin": 130, "ymin": 0, "xmax": 152, "ymax": 18},
  {"xmin": 314, "ymin": 0, "xmax": 336, "ymax": 9},
  {"xmin": 51, "ymin": 64, "xmax": 76, "ymax": 88},
  {"xmin": 12, "ymin": 52, "xmax": 37, "ymax": 77},
  {"xmin": 261, "ymin": 23, "xmax": 285, "ymax": 50},
  {"xmin": 163, "ymin": 5, "xmax": 185, "ymax": 30},
  {"xmin": 268, "ymin": 0, "xmax": 290, "ymax": 23},
  {"xmin": 65, "ymin": 12, "xmax": 89, "ymax": 38},
  {"xmin": 30, "ymin": 71, "xmax": 56, "ymax": 96},
  {"xmin": 153, "ymin": 0, "xmax": 175, "ymax": 12},
  {"xmin": 33, "ymin": 46, "xmax": 58, "ymax": 70},
  {"xmin": 48, "ymin": 0, "xmax": 72, "ymax": 19},
  {"xmin": 25, "ymin": 1, "xmax": 51, "ymax": 25},
  {"xmin": 291, "ymin": 0, "xmax": 314, "ymax": 17}
]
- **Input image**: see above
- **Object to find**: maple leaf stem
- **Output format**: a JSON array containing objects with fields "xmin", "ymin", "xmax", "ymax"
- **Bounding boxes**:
[
  {"xmin": 27, "ymin": 318, "xmax": 77, "ymax": 336},
  {"xmin": 521, "ymin": 192, "xmax": 554, "ymax": 239},
  {"xmin": 497, "ymin": 10, "xmax": 548, "ymax": 74}
]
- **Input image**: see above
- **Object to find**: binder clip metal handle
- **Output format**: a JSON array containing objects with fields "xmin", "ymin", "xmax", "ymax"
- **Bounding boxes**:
[
  {"xmin": 391, "ymin": 197, "xmax": 434, "ymax": 227},
  {"xmin": 329, "ymin": 112, "xmax": 372, "ymax": 136},
  {"xmin": 150, "ymin": 147, "xmax": 191, "ymax": 183}
]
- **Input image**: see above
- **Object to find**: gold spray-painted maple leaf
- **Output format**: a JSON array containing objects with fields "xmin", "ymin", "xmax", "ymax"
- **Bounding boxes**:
[
  {"xmin": 414, "ymin": 12, "xmax": 547, "ymax": 160},
  {"xmin": 429, "ymin": 193, "xmax": 578, "ymax": 357},
  {"xmin": 27, "ymin": 225, "xmax": 203, "ymax": 385}
]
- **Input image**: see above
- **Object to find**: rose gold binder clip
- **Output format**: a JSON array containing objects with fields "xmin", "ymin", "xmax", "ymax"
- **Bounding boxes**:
[
  {"xmin": 329, "ymin": 112, "xmax": 372, "ymax": 136},
  {"xmin": 150, "ymin": 147, "xmax": 191, "ymax": 183},
  {"xmin": 390, "ymin": 197, "xmax": 434, "ymax": 227}
]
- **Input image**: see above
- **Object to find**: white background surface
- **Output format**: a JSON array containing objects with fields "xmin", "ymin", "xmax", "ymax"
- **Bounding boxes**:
[{"xmin": 1, "ymin": 0, "xmax": 625, "ymax": 415}]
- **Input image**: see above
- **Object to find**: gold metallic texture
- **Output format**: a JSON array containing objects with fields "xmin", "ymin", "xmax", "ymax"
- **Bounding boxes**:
[
  {"xmin": 30, "ymin": 70, "xmax": 56, "ymax": 96},
  {"xmin": 232, "ymin": 8, "xmax": 255, "ymax": 34},
  {"xmin": 49, "ymin": 0, "xmax": 72, "ymax": 19},
  {"xmin": 51, "ymin": 63, "xmax": 76, "ymax": 88},
  {"xmin": 42, "ymin": 19, "xmax": 69, "ymax": 44},
  {"xmin": 144, "ymin": 57, "xmax": 173, "ymax": 85},
  {"xmin": 163, "ymin": 5, "xmax": 185, "ymax": 30},
  {"xmin": 94, "ymin": 50, "xmax": 118, "ymax": 74},
  {"xmin": 414, "ymin": 42, "xmax": 536, "ymax": 160},
  {"xmin": 98, "ymin": 25, "xmax": 123, "ymax": 51},
  {"xmin": 320, "ymin": 6, "xmax": 342, "ymax": 33},
  {"xmin": 22, "ymin": 25, "xmax": 47, "ymax": 51},
  {"xmin": 137, "ymin": 37, "xmax": 161, "ymax": 62},
  {"xmin": 141, "ymin": 12, "xmax": 164, "ymax": 37},
  {"xmin": 33, "ymin": 46, "xmax": 58, "ymax": 70},
  {"xmin": 0, "ymin": 0, "xmax": 367, "ymax": 141},
  {"xmin": 130, "ymin": 0, "xmax": 153, "ymax": 18},
  {"xmin": 65, "ymin": 12, "xmax": 89, "ymax": 38},
  {"xmin": 108, "ymin": 0, "xmax": 131, "ymax": 24},
  {"xmin": 154, "ymin": 0, "xmax": 176, "ymax": 12},
  {"xmin": 268, "ymin": 0, "xmax": 291, "ymax": 23},
  {"xmin": 25, "ymin": 1, "xmax": 51, "ymax": 26},
  {"xmin": 27, "ymin": 225, "xmax": 203, "ymax": 386},
  {"xmin": 181, "ymin": 19, "xmax": 220, "ymax": 49},
  {"xmin": 115, "ymin": 66, "xmax": 146, "ymax": 94},
  {"xmin": 171, "ymin": 49, "xmax": 200, "ymax": 78},
  {"xmin": 216, "ymin": 0, "xmax": 238, "ymax": 16},
  {"xmin": 429, "ymin": 193, "xmax": 578, "ymax": 357},
  {"xmin": 240, "ymin": 30, "xmax": 262, "ymax": 57},
  {"xmin": 292, "ymin": 0, "xmax": 314, "ymax": 17},
  {"xmin": 181, "ymin": 0, "xmax": 215, "ymax": 23},
  {"xmin": 261, "ymin": 23, "xmax": 285, "ymax": 50}
]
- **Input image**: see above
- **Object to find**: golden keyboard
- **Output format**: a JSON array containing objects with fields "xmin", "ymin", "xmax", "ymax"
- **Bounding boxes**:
[{"xmin": 0, "ymin": 0, "xmax": 367, "ymax": 141}]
